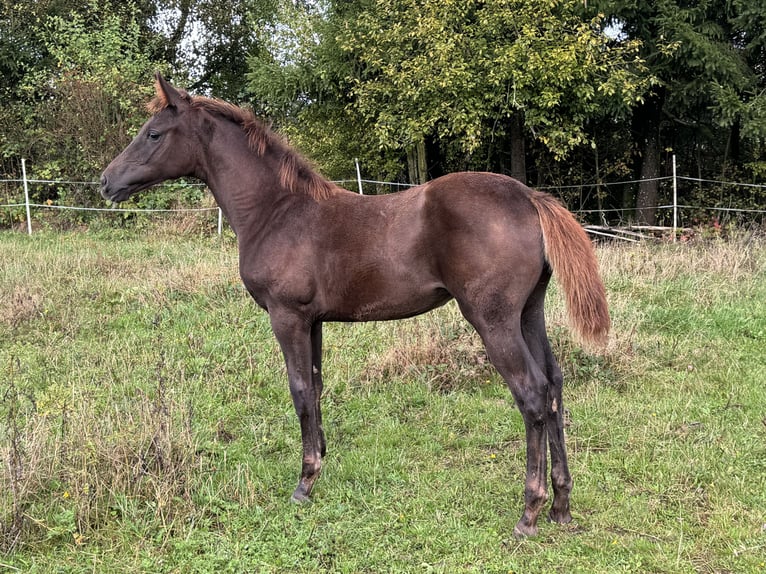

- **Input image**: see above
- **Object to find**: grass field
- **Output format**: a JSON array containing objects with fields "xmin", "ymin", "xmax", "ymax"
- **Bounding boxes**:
[{"xmin": 1, "ymin": 227, "xmax": 765, "ymax": 573}]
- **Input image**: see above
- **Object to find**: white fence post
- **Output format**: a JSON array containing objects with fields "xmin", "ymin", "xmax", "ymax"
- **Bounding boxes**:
[
  {"xmin": 672, "ymin": 155, "xmax": 678, "ymax": 242},
  {"xmin": 217, "ymin": 207, "xmax": 223, "ymax": 236},
  {"xmin": 22, "ymin": 158, "xmax": 32, "ymax": 235},
  {"xmin": 355, "ymin": 158, "xmax": 364, "ymax": 195}
]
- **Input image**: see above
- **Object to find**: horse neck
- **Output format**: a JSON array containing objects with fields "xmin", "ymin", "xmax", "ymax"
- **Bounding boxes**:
[{"xmin": 196, "ymin": 117, "xmax": 300, "ymax": 239}]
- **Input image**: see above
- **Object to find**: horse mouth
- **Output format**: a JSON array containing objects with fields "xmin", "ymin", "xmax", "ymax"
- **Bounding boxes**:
[
  {"xmin": 99, "ymin": 176, "xmax": 157, "ymax": 203},
  {"xmin": 100, "ymin": 186, "xmax": 131, "ymax": 203},
  {"xmin": 100, "ymin": 174, "xmax": 126, "ymax": 203}
]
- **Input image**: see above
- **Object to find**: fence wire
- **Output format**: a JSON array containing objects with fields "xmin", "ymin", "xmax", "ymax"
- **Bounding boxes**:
[{"xmin": 2, "ymin": 163, "xmax": 765, "ymax": 239}]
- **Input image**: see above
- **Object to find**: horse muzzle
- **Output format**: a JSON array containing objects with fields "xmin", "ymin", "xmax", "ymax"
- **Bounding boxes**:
[{"xmin": 99, "ymin": 173, "xmax": 130, "ymax": 203}]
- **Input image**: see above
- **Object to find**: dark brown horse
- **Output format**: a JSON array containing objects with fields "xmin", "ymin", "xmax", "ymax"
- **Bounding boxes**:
[{"xmin": 101, "ymin": 74, "xmax": 609, "ymax": 537}]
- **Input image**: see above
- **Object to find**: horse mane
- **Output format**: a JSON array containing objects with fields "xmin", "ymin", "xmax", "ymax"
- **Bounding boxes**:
[{"xmin": 147, "ymin": 86, "xmax": 340, "ymax": 201}]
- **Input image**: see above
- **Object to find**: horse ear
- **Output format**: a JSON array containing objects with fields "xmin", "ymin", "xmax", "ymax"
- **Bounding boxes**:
[{"xmin": 154, "ymin": 73, "xmax": 187, "ymax": 109}]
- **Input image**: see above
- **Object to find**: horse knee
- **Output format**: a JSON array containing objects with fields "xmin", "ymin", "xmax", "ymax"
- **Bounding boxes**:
[
  {"xmin": 513, "ymin": 385, "xmax": 548, "ymax": 426},
  {"xmin": 525, "ymin": 482, "xmax": 549, "ymax": 509},
  {"xmin": 550, "ymin": 465, "xmax": 573, "ymax": 492}
]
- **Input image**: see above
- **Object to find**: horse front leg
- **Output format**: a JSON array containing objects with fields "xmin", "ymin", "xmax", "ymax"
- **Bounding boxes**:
[
  {"xmin": 270, "ymin": 313, "xmax": 326, "ymax": 503},
  {"xmin": 310, "ymin": 321, "xmax": 327, "ymax": 461}
]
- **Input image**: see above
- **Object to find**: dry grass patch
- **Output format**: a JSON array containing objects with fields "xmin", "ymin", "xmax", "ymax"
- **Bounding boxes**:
[
  {"xmin": 366, "ymin": 308, "xmax": 496, "ymax": 393},
  {"xmin": 0, "ymin": 286, "xmax": 44, "ymax": 328},
  {"xmin": 1, "ymin": 364, "xmax": 199, "ymax": 552}
]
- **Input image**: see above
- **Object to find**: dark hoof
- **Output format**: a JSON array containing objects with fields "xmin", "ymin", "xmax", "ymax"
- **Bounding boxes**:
[
  {"xmin": 290, "ymin": 492, "xmax": 311, "ymax": 504},
  {"xmin": 512, "ymin": 522, "xmax": 538, "ymax": 538},
  {"xmin": 548, "ymin": 509, "xmax": 573, "ymax": 524}
]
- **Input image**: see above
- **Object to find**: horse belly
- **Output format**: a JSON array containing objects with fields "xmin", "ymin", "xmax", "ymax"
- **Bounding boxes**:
[{"xmin": 323, "ymin": 265, "xmax": 450, "ymax": 322}]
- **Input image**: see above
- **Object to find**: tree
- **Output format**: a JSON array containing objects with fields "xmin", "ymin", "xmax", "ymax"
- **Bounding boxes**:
[
  {"xmin": 593, "ymin": 0, "xmax": 766, "ymax": 224},
  {"xmin": 246, "ymin": 1, "xmax": 401, "ymax": 182},
  {"xmin": 150, "ymin": 0, "xmax": 278, "ymax": 100},
  {"xmin": 0, "ymin": 0, "xmax": 164, "ymax": 211},
  {"xmin": 247, "ymin": 0, "xmax": 648, "ymax": 186},
  {"xmin": 1, "ymin": 0, "xmax": 87, "ymax": 174},
  {"xmin": 337, "ymin": 0, "xmax": 648, "ymax": 184},
  {"xmin": 0, "ymin": 0, "xmax": 278, "ymax": 188},
  {"xmin": 714, "ymin": 0, "xmax": 766, "ymax": 177}
]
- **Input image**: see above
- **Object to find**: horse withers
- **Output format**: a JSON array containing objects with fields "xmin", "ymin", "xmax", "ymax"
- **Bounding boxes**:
[{"xmin": 101, "ymin": 74, "xmax": 609, "ymax": 538}]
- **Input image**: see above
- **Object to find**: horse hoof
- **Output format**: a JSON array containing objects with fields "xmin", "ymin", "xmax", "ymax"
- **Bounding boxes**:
[
  {"xmin": 290, "ymin": 491, "xmax": 312, "ymax": 505},
  {"xmin": 548, "ymin": 509, "xmax": 573, "ymax": 524},
  {"xmin": 513, "ymin": 523, "xmax": 538, "ymax": 538}
]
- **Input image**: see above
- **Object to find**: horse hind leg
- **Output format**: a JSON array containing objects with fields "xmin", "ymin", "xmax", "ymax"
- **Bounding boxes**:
[
  {"xmin": 543, "ymin": 348, "xmax": 572, "ymax": 525},
  {"xmin": 461, "ymin": 302, "xmax": 550, "ymax": 537},
  {"xmin": 522, "ymin": 293, "xmax": 573, "ymax": 525},
  {"xmin": 493, "ymin": 329, "xmax": 550, "ymax": 537}
]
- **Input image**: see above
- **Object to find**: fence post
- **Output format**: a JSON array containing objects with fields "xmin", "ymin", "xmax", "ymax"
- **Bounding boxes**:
[
  {"xmin": 217, "ymin": 207, "xmax": 223, "ymax": 236},
  {"xmin": 672, "ymin": 154, "xmax": 677, "ymax": 242},
  {"xmin": 22, "ymin": 158, "xmax": 32, "ymax": 235},
  {"xmin": 355, "ymin": 158, "xmax": 364, "ymax": 195}
]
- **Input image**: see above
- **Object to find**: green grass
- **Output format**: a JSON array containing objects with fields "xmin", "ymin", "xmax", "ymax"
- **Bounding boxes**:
[{"xmin": 1, "ymin": 228, "xmax": 765, "ymax": 573}]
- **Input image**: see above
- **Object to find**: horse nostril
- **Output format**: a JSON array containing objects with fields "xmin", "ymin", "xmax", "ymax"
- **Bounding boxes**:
[{"xmin": 100, "ymin": 174, "xmax": 108, "ymax": 188}]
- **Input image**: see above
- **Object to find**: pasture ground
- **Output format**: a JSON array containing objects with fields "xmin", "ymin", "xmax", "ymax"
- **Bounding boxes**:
[{"xmin": 1, "ymin": 227, "xmax": 765, "ymax": 573}]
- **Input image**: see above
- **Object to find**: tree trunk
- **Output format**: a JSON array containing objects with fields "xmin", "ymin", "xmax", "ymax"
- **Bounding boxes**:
[
  {"xmin": 633, "ymin": 88, "xmax": 665, "ymax": 225},
  {"xmin": 510, "ymin": 113, "xmax": 527, "ymax": 184},
  {"xmin": 722, "ymin": 119, "xmax": 741, "ymax": 179},
  {"xmin": 637, "ymin": 134, "xmax": 660, "ymax": 225},
  {"xmin": 407, "ymin": 138, "xmax": 428, "ymax": 184},
  {"xmin": 425, "ymin": 134, "xmax": 444, "ymax": 180}
]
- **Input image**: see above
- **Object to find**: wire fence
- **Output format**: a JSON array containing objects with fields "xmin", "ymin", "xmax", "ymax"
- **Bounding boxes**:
[{"xmin": 2, "ymin": 157, "xmax": 765, "ymax": 241}]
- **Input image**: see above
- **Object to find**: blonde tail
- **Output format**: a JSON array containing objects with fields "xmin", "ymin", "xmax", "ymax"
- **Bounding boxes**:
[{"xmin": 529, "ymin": 191, "xmax": 610, "ymax": 347}]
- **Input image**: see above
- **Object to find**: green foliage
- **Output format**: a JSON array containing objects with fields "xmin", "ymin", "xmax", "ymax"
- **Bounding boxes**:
[
  {"xmin": 2, "ymin": 0, "xmax": 764, "ymax": 218},
  {"xmin": 341, "ymin": 0, "xmax": 649, "ymax": 159},
  {"xmin": 16, "ymin": 1, "xmax": 162, "ymax": 185},
  {"xmin": 246, "ymin": 0, "xmax": 651, "ymax": 181},
  {"xmin": 246, "ymin": 1, "xmax": 402, "ymax": 181},
  {"xmin": 244, "ymin": 0, "xmax": 765, "ymax": 209},
  {"xmin": 157, "ymin": 0, "xmax": 278, "ymax": 99},
  {"xmin": 594, "ymin": 0, "xmax": 766, "ymax": 170}
]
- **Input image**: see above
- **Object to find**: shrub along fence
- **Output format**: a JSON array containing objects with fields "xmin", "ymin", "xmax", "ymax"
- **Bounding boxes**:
[{"xmin": 2, "ymin": 157, "xmax": 765, "ymax": 240}]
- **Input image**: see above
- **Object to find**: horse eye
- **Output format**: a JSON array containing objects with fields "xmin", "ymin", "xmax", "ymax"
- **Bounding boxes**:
[{"xmin": 148, "ymin": 131, "xmax": 161, "ymax": 141}]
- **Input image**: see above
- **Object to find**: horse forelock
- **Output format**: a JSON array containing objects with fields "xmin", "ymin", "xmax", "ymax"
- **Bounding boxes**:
[{"xmin": 146, "ymin": 91, "xmax": 338, "ymax": 201}]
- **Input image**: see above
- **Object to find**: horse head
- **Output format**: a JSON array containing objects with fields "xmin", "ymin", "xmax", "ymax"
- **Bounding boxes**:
[{"xmin": 100, "ymin": 74, "xmax": 198, "ymax": 203}]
